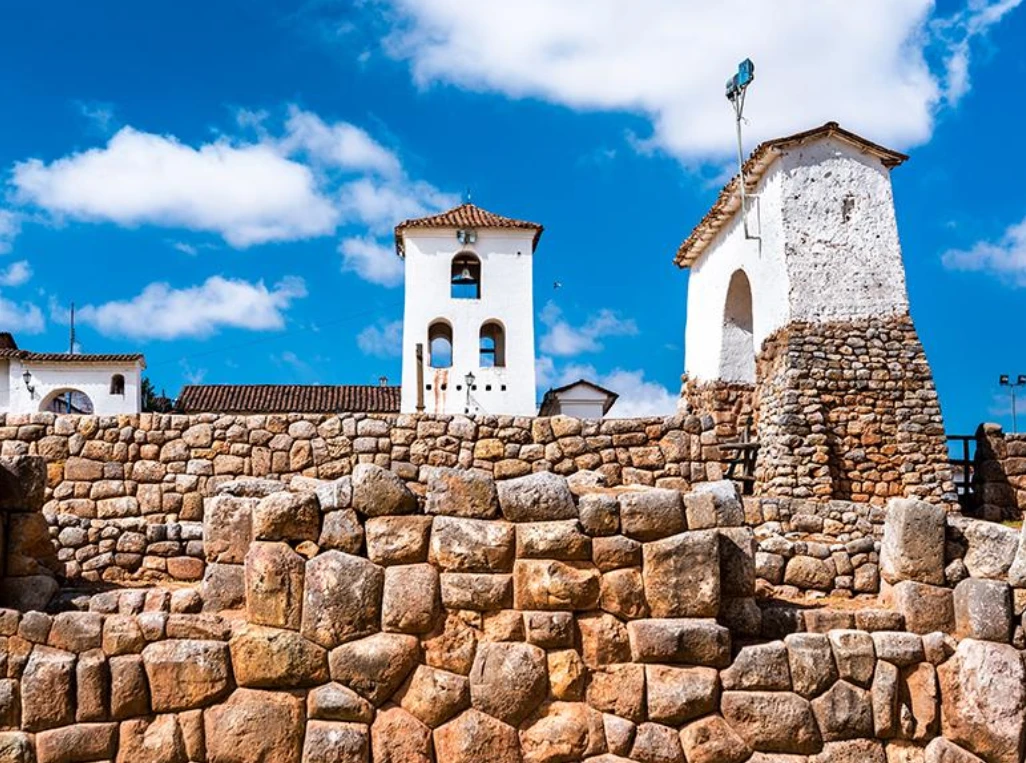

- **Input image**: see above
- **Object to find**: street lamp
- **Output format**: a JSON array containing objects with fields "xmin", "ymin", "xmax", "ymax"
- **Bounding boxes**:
[
  {"xmin": 21, "ymin": 370, "xmax": 34, "ymax": 397},
  {"xmin": 464, "ymin": 372, "xmax": 476, "ymax": 415},
  {"xmin": 999, "ymin": 374, "xmax": 1026, "ymax": 433}
]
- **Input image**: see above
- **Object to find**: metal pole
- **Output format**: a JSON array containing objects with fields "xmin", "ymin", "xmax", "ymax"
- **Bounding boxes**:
[{"xmin": 733, "ymin": 94, "xmax": 748, "ymax": 238}]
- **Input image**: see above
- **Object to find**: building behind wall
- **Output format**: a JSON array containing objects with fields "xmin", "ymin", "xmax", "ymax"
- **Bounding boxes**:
[
  {"xmin": 0, "ymin": 333, "xmax": 144, "ymax": 415},
  {"xmin": 395, "ymin": 203, "xmax": 542, "ymax": 417},
  {"xmin": 677, "ymin": 122, "xmax": 955, "ymax": 505}
]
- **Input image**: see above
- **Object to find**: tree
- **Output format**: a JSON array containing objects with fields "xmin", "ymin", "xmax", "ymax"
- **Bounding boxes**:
[{"xmin": 141, "ymin": 376, "xmax": 172, "ymax": 413}]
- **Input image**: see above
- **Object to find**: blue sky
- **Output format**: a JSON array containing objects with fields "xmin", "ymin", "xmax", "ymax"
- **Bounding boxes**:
[{"xmin": 0, "ymin": 0, "xmax": 1024, "ymax": 429}]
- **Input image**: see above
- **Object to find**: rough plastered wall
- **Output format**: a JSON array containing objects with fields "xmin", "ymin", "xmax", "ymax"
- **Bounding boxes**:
[
  {"xmin": 753, "ymin": 315, "xmax": 955, "ymax": 506},
  {"xmin": 2, "ymin": 465, "xmax": 1026, "ymax": 763}
]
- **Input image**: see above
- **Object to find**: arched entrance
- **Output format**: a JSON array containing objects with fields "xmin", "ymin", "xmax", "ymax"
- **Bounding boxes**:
[
  {"xmin": 41, "ymin": 388, "xmax": 94, "ymax": 415},
  {"xmin": 719, "ymin": 269, "xmax": 755, "ymax": 383}
]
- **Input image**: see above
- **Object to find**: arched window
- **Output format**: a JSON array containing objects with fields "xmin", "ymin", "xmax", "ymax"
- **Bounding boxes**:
[
  {"xmin": 428, "ymin": 320, "xmax": 453, "ymax": 368},
  {"xmin": 719, "ymin": 269, "xmax": 755, "ymax": 383},
  {"xmin": 451, "ymin": 253, "xmax": 481, "ymax": 299},
  {"xmin": 110, "ymin": 374, "xmax": 125, "ymax": 395},
  {"xmin": 479, "ymin": 321, "xmax": 506, "ymax": 367},
  {"xmin": 41, "ymin": 389, "xmax": 94, "ymax": 415}
]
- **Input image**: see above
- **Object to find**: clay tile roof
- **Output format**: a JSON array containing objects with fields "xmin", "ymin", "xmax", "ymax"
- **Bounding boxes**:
[
  {"xmin": 0, "ymin": 333, "xmax": 18, "ymax": 351},
  {"xmin": 394, "ymin": 203, "xmax": 544, "ymax": 256},
  {"xmin": 176, "ymin": 384, "xmax": 401, "ymax": 414},
  {"xmin": 0, "ymin": 347, "xmax": 145, "ymax": 365},
  {"xmin": 675, "ymin": 122, "xmax": 909, "ymax": 268}
]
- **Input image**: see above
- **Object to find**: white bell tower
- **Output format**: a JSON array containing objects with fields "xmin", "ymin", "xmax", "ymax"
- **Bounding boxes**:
[{"xmin": 395, "ymin": 203, "xmax": 542, "ymax": 416}]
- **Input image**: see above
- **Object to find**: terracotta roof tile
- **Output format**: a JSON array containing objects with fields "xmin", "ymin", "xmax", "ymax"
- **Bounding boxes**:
[
  {"xmin": 675, "ymin": 122, "xmax": 909, "ymax": 268},
  {"xmin": 176, "ymin": 384, "xmax": 401, "ymax": 414},
  {"xmin": 0, "ymin": 348, "xmax": 145, "ymax": 364},
  {"xmin": 394, "ymin": 203, "xmax": 543, "ymax": 255}
]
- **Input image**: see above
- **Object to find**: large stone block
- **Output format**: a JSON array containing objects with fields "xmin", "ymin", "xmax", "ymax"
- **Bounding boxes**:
[
  {"xmin": 319, "ymin": 510, "xmax": 365, "ymax": 555},
  {"xmin": 204, "ymin": 688, "xmax": 304, "ymax": 763},
  {"xmin": 618, "ymin": 489, "xmax": 686, "ymax": 541},
  {"xmin": 879, "ymin": 498, "xmax": 946, "ymax": 585},
  {"xmin": 109, "ymin": 654, "xmax": 149, "ymax": 720},
  {"xmin": 938, "ymin": 638, "xmax": 1026, "ymax": 763},
  {"xmin": 0, "ymin": 456, "xmax": 47, "ymax": 512},
  {"xmin": 518, "ymin": 701, "xmax": 602, "ymax": 763},
  {"xmin": 721, "ymin": 641, "xmax": 791, "ymax": 692},
  {"xmin": 871, "ymin": 660, "xmax": 899, "ymax": 739},
  {"xmin": 630, "ymin": 722, "xmax": 683, "ymax": 762},
  {"xmin": 953, "ymin": 578, "xmax": 1012, "ymax": 642},
  {"xmin": 577, "ymin": 613, "xmax": 631, "ymax": 668},
  {"xmin": 497, "ymin": 471, "xmax": 576, "ymax": 522},
  {"xmin": 924, "ymin": 738, "xmax": 986, "ymax": 763},
  {"xmin": 888, "ymin": 580, "xmax": 955, "ymax": 635},
  {"xmin": 426, "ymin": 467, "xmax": 500, "ymax": 519},
  {"xmin": 307, "ymin": 682, "xmax": 374, "ymax": 723},
  {"xmin": 371, "ymin": 706, "xmax": 433, "ymax": 763},
  {"xmin": 515, "ymin": 521, "xmax": 591, "ymax": 561},
  {"xmin": 644, "ymin": 665, "xmax": 718, "ymax": 725},
  {"xmin": 329, "ymin": 632, "xmax": 419, "ymax": 706},
  {"xmin": 116, "ymin": 715, "xmax": 188, "ymax": 763},
  {"xmin": 627, "ymin": 618, "xmax": 730, "ymax": 667},
  {"xmin": 20, "ymin": 646, "xmax": 74, "ymax": 731},
  {"xmin": 433, "ymin": 709, "xmax": 521, "ymax": 763},
  {"xmin": 599, "ymin": 567, "xmax": 649, "ymax": 620},
  {"xmin": 351, "ymin": 463, "xmax": 417, "ymax": 516},
  {"xmin": 203, "ymin": 495, "xmax": 256, "ymax": 564},
  {"xmin": 962, "ymin": 519, "xmax": 1018, "ymax": 580},
  {"xmin": 48, "ymin": 611, "xmax": 103, "ymax": 653},
  {"xmin": 721, "ymin": 691, "xmax": 821, "ymax": 755},
  {"xmin": 586, "ymin": 663, "xmax": 645, "ymax": 722},
  {"xmin": 201, "ymin": 563, "xmax": 246, "ymax": 612},
  {"xmin": 641, "ymin": 531, "xmax": 719, "ymax": 618},
  {"xmin": 679, "ymin": 714, "xmax": 750, "ymax": 763},
  {"xmin": 301, "ymin": 551, "xmax": 383, "ymax": 649},
  {"xmin": 785, "ymin": 632, "xmax": 837, "ymax": 698},
  {"xmin": 469, "ymin": 641, "xmax": 547, "ymax": 725},
  {"xmin": 400, "ymin": 665, "xmax": 470, "ymax": 728},
  {"xmin": 229, "ymin": 624, "xmax": 328, "ymax": 688},
  {"xmin": 245, "ymin": 541, "xmax": 304, "ymax": 630},
  {"xmin": 429, "ymin": 516, "xmax": 515, "ymax": 573},
  {"xmin": 35, "ymin": 722, "xmax": 117, "ymax": 763},
  {"xmin": 718, "ymin": 527, "xmax": 756, "ymax": 598},
  {"xmin": 252, "ymin": 491, "xmax": 319, "ymax": 542},
  {"xmin": 513, "ymin": 559, "xmax": 600, "ymax": 611},
  {"xmin": 687, "ymin": 481, "xmax": 744, "ymax": 527},
  {"xmin": 75, "ymin": 649, "xmax": 109, "ymax": 722},
  {"xmin": 810, "ymin": 680, "xmax": 873, "ymax": 742},
  {"xmin": 0, "ymin": 732, "xmax": 34, "ymax": 763},
  {"xmin": 828, "ymin": 630, "xmax": 876, "ymax": 688},
  {"xmin": 382, "ymin": 564, "xmax": 440, "ymax": 634},
  {"xmin": 142, "ymin": 639, "xmax": 232, "ymax": 712},
  {"xmin": 366, "ymin": 516, "xmax": 432, "ymax": 565}
]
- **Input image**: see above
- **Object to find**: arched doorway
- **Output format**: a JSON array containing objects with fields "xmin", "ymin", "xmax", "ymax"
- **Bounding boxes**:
[
  {"xmin": 41, "ymin": 388, "xmax": 94, "ymax": 415},
  {"xmin": 719, "ymin": 270, "xmax": 755, "ymax": 383}
]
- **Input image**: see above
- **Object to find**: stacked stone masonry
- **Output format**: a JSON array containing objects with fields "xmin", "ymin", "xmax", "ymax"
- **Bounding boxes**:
[
  {"xmin": 970, "ymin": 424, "xmax": 1026, "ymax": 519},
  {"xmin": 3, "ymin": 460, "xmax": 1026, "ymax": 762},
  {"xmin": 753, "ymin": 315, "xmax": 955, "ymax": 505}
]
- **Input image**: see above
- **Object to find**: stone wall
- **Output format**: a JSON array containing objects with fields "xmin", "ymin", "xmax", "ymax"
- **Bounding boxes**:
[
  {"xmin": 0, "ymin": 466, "xmax": 1024, "ymax": 762},
  {"xmin": 753, "ymin": 315, "xmax": 955, "ymax": 505},
  {"xmin": 970, "ymin": 423, "xmax": 1026, "ymax": 519}
]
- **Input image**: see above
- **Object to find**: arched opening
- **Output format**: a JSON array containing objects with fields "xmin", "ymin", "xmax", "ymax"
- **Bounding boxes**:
[
  {"xmin": 719, "ymin": 269, "xmax": 755, "ymax": 383},
  {"xmin": 41, "ymin": 388, "xmax": 94, "ymax": 415},
  {"xmin": 451, "ymin": 253, "xmax": 481, "ymax": 299},
  {"xmin": 479, "ymin": 321, "xmax": 506, "ymax": 368},
  {"xmin": 428, "ymin": 320, "xmax": 453, "ymax": 368},
  {"xmin": 110, "ymin": 374, "xmax": 125, "ymax": 395}
]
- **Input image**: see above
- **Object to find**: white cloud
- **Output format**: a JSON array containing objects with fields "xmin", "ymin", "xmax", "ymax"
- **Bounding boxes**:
[
  {"xmin": 12, "ymin": 127, "xmax": 340, "ymax": 247},
  {"xmin": 942, "ymin": 217, "xmax": 1026, "ymax": 286},
  {"xmin": 280, "ymin": 106, "xmax": 402, "ymax": 176},
  {"xmin": 357, "ymin": 319, "xmax": 403, "ymax": 357},
  {"xmin": 340, "ymin": 236, "xmax": 404, "ymax": 287},
  {"xmin": 338, "ymin": 177, "xmax": 456, "ymax": 234},
  {"xmin": 0, "ymin": 210, "xmax": 21, "ymax": 254},
  {"xmin": 935, "ymin": 0, "xmax": 1024, "ymax": 104},
  {"xmin": 76, "ymin": 275, "xmax": 308, "ymax": 340},
  {"xmin": 0, "ymin": 295, "xmax": 44, "ymax": 334},
  {"xmin": 0, "ymin": 261, "xmax": 32, "ymax": 287},
  {"xmin": 537, "ymin": 357, "xmax": 678, "ymax": 418},
  {"xmin": 539, "ymin": 301, "xmax": 637, "ymax": 356},
  {"xmin": 76, "ymin": 101, "xmax": 117, "ymax": 135},
  {"xmin": 379, "ymin": 0, "xmax": 1019, "ymax": 162}
]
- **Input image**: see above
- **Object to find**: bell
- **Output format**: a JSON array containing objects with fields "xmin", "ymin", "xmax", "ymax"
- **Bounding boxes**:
[{"xmin": 452, "ymin": 267, "xmax": 475, "ymax": 285}]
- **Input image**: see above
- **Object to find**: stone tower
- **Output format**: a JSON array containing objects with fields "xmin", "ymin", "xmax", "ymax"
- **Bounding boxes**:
[
  {"xmin": 395, "ymin": 203, "xmax": 543, "ymax": 416},
  {"xmin": 676, "ymin": 123, "xmax": 954, "ymax": 504}
]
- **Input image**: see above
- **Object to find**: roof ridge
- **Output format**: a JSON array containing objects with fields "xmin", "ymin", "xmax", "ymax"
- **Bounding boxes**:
[{"xmin": 394, "ymin": 202, "xmax": 544, "ymax": 256}]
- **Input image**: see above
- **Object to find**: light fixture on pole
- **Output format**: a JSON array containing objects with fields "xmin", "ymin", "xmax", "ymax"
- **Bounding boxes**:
[
  {"xmin": 725, "ymin": 58, "xmax": 757, "ymax": 240},
  {"xmin": 21, "ymin": 369, "xmax": 34, "ymax": 397},
  {"xmin": 464, "ymin": 371, "xmax": 476, "ymax": 415},
  {"xmin": 999, "ymin": 374, "xmax": 1026, "ymax": 433}
]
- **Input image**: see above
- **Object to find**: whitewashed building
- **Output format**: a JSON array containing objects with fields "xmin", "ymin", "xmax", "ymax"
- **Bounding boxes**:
[
  {"xmin": 0, "ymin": 333, "xmax": 145, "ymax": 415},
  {"xmin": 395, "ymin": 204, "xmax": 543, "ymax": 416},
  {"xmin": 539, "ymin": 379, "xmax": 619, "ymax": 419}
]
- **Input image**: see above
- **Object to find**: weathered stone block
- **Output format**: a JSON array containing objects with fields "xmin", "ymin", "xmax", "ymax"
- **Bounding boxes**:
[
  {"xmin": 644, "ymin": 665, "xmax": 718, "ymax": 725},
  {"xmin": 433, "ymin": 709, "xmax": 521, "ymax": 763},
  {"xmin": 963, "ymin": 519, "xmax": 1018, "ymax": 580},
  {"xmin": 142, "ymin": 639, "xmax": 231, "ymax": 712},
  {"xmin": 307, "ymin": 682, "xmax": 374, "ymax": 723},
  {"xmin": 35, "ymin": 722, "xmax": 117, "ymax": 763},
  {"xmin": 469, "ymin": 641, "xmax": 547, "ymax": 725},
  {"xmin": 496, "ymin": 471, "xmax": 576, "ymax": 522},
  {"xmin": 109, "ymin": 654, "xmax": 149, "ymax": 720},
  {"xmin": 203, "ymin": 495, "xmax": 256, "ymax": 564},
  {"xmin": 586, "ymin": 663, "xmax": 645, "ymax": 722},
  {"xmin": 721, "ymin": 641, "xmax": 791, "ymax": 691},
  {"xmin": 318, "ymin": 509, "xmax": 365, "ymax": 555},
  {"xmin": 382, "ymin": 564, "xmax": 439, "ymax": 634},
  {"xmin": 429, "ymin": 516, "xmax": 514, "ymax": 573},
  {"xmin": 426, "ymin": 467, "xmax": 499, "ymax": 518},
  {"xmin": 888, "ymin": 580, "xmax": 955, "ymax": 635},
  {"xmin": 201, "ymin": 563, "xmax": 246, "ymax": 612},
  {"xmin": 366, "ymin": 515, "xmax": 432, "ymax": 565},
  {"xmin": 879, "ymin": 498, "xmax": 946, "ymax": 585},
  {"xmin": 516, "ymin": 520, "xmax": 591, "ymax": 560},
  {"xmin": 352, "ymin": 463, "xmax": 417, "ymax": 516},
  {"xmin": 204, "ymin": 688, "xmax": 304, "ymax": 763},
  {"xmin": 679, "ymin": 714, "xmax": 750, "ymax": 763},
  {"xmin": 953, "ymin": 578, "xmax": 1012, "ymax": 642},
  {"xmin": 75, "ymin": 648, "xmax": 109, "ymax": 722},
  {"xmin": 301, "ymin": 551, "xmax": 383, "ymax": 649},
  {"xmin": 371, "ymin": 705, "xmax": 432, "ymax": 763},
  {"xmin": 329, "ymin": 632, "xmax": 419, "ymax": 706},
  {"xmin": 627, "ymin": 618, "xmax": 730, "ymax": 667},
  {"xmin": 117, "ymin": 715, "xmax": 188, "ymax": 763},
  {"xmin": 252, "ymin": 491, "xmax": 319, "ymax": 542},
  {"xmin": 811, "ymin": 680, "xmax": 873, "ymax": 741},
  {"xmin": 229, "ymin": 624, "xmax": 328, "ymax": 688},
  {"xmin": 20, "ymin": 646, "xmax": 74, "ymax": 731},
  {"xmin": 577, "ymin": 613, "xmax": 631, "ymax": 667},
  {"xmin": 578, "ymin": 493, "xmax": 619, "ymax": 536},
  {"xmin": 641, "ymin": 530, "xmax": 719, "ymax": 618},
  {"xmin": 828, "ymin": 630, "xmax": 876, "ymax": 688},
  {"xmin": 721, "ymin": 691, "xmax": 821, "ymax": 754},
  {"xmin": 245, "ymin": 541, "xmax": 305, "ymax": 630},
  {"xmin": 618, "ymin": 489, "xmax": 685, "ymax": 541},
  {"xmin": 519, "ymin": 701, "xmax": 601, "ymax": 763},
  {"xmin": 400, "ymin": 664, "xmax": 470, "ymax": 728},
  {"xmin": 512, "ymin": 559, "xmax": 600, "ymax": 611}
]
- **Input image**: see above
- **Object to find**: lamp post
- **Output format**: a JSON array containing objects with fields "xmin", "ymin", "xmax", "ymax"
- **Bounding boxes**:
[
  {"xmin": 464, "ymin": 371, "xmax": 476, "ymax": 415},
  {"xmin": 1000, "ymin": 374, "xmax": 1026, "ymax": 433},
  {"xmin": 22, "ymin": 369, "xmax": 34, "ymax": 399}
]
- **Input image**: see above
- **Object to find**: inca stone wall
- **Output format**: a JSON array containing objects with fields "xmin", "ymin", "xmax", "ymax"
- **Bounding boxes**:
[
  {"xmin": 753, "ymin": 315, "xmax": 955, "ymax": 505},
  {"xmin": 2, "ymin": 464, "xmax": 1026, "ymax": 762},
  {"xmin": 970, "ymin": 423, "xmax": 1026, "ymax": 519}
]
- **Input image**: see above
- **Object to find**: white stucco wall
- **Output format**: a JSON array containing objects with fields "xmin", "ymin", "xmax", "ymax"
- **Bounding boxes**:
[
  {"xmin": 5, "ymin": 359, "xmax": 143, "ymax": 415},
  {"xmin": 684, "ymin": 135, "xmax": 910, "ymax": 383},
  {"xmin": 547, "ymin": 383, "xmax": 612, "ymax": 419},
  {"xmin": 400, "ymin": 229, "xmax": 538, "ymax": 416}
]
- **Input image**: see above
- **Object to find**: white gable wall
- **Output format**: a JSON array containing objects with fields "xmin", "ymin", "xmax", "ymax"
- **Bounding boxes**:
[
  {"xmin": 400, "ymin": 228, "xmax": 538, "ymax": 416},
  {"xmin": 684, "ymin": 135, "xmax": 910, "ymax": 384},
  {"xmin": 6, "ymin": 359, "xmax": 143, "ymax": 414}
]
